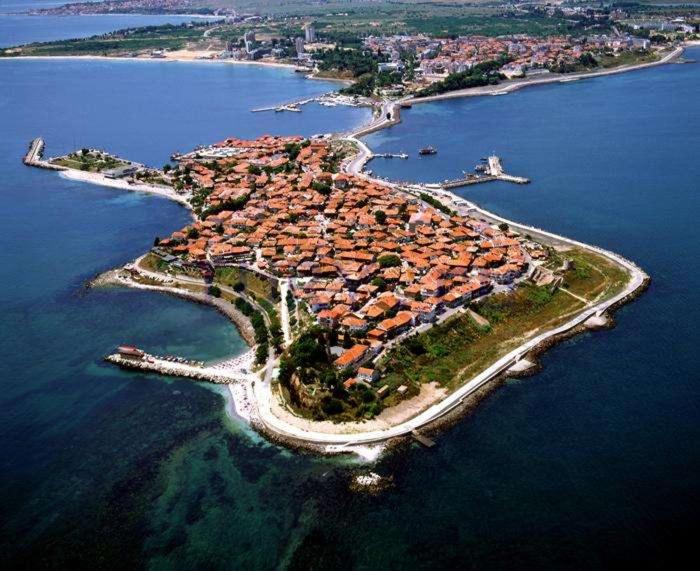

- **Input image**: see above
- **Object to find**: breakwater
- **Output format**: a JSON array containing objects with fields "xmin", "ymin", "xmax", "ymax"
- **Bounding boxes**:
[
  {"xmin": 442, "ymin": 155, "xmax": 530, "ymax": 188},
  {"xmin": 22, "ymin": 137, "xmax": 66, "ymax": 171},
  {"xmin": 104, "ymin": 350, "xmax": 256, "ymax": 385}
]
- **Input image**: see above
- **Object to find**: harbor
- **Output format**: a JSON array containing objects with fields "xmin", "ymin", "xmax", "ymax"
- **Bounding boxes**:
[
  {"xmin": 251, "ymin": 92, "xmax": 371, "ymax": 113},
  {"xmin": 442, "ymin": 155, "xmax": 530, "ymax": 189}
]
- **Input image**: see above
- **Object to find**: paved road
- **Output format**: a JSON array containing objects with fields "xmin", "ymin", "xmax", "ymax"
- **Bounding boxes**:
[{"xmin": 279, "ymin": 279, "xmax": 292, "ymax": 347}]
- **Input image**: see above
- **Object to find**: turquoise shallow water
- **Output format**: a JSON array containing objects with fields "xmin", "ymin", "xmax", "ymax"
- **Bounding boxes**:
[{"xmin": 1, "ymin": 51, "xmax": 699, "ymax": 568}]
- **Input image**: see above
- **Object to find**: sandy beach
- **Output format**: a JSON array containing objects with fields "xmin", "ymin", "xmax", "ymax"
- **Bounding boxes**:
[
  {"xmin": 1, "ymin": 52, "xmax": 302, "ymax": 71},
  {"xmin": 59, "ymin": 168, "xmax": 193, "ymax": 210}
]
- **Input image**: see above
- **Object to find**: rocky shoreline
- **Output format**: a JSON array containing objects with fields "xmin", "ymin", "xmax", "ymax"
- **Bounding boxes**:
[{"xmin": 89, "ymin": 269, "xmax": 257, "ymax": 346}]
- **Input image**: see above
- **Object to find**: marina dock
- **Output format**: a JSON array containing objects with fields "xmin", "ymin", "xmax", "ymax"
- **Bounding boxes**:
[
  {"xmin": 442, "ymin": 155, "xmax": 529, "ymax": 189},
  {"xmin": 251, "ymin": 96, "xmax": 315, "ymax": 113},
  {"xmin": 371, "ymin": 152, "xmax": 409, "ymax": 160}
]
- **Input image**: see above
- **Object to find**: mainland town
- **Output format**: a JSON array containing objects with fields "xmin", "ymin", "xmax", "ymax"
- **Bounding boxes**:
[{"xmin": 5, "ymin": 3, "xmax": 699, "ymax": 103}]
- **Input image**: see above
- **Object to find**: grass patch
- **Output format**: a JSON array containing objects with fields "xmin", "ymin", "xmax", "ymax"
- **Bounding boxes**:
[
  {"xmin": 562, "ymin": 249, "xmax": 631, "ymax": 302},
  {"xmin": 140, "ymin": 253, "xmax": 173, "ymax": 274},
  {"xmin": 597, "ymin": 50, "xmax": 659, "ymax": 69},
  {"xmin": 381, "ymin": 249, "xmax": 630, "ymax": 392},
  {"xmin": 52, "ymin": 151, "xmax": 127, "ymax": 173},
  {"xmin": 214, "ymin": 267, "xmax": 274, "ymax": 302}
]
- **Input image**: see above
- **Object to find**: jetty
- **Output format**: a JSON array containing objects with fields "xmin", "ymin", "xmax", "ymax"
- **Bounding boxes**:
[
  {"xmin": 442, "ymin": 155, "xmax": 529, "ymax": 189},
  {"xmin": 105, "ymin": 345, "xmax": 257, "ymax": 385},
  {"xmin": 251, "ymin": 96, "xmax": 315, "ymax": 113},
  {"xmin": 22, "ymin": 137, "xmax": 66, "ymax": 171},
  {"xmin": 372, "ymin": 152, "xmax": 408, "ymax": 160}
]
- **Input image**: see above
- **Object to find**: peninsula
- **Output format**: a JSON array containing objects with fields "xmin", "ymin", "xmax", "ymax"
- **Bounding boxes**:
[
  {"xmin": 19, "ymin": 0, "xmax": 691, "ymax": 454},
  {"xmin": 24, "ymin": 121, "xmax": 647, "ymax": 453}
]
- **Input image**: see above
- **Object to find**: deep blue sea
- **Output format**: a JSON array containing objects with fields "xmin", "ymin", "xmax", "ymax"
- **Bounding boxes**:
[
  {"xmin": 1, "ymin": 47, "xmax": 699, "ymax": 568},
  {"xmin": 0, "ymin": 0, "xmax": 220, "ymax": 48}
]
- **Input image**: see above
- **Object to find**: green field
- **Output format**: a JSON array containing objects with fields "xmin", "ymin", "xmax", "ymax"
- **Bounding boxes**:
[
  {"xmin": 2, "ymin": 23, "xmax": 208, "ymax": 56},
  {"xmin": 214, "ymin": 267, "xmax": 276, "ymax": 302},
  {"xmin": 597, "ymin": 49, "xmax": 661, "ymax": 69},
  {"xmin": 378, "ymin": 247, "xmax": 631, "ymax": 395},
  {"xmin": 51, "ymin": 150, "xmax": 128, "ymax": 172}
]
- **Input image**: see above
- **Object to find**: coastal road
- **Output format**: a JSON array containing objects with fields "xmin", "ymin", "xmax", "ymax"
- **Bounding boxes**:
[
  {"xmin": 279, "ymin": 279, "xmax": 292, "ymax": 347},
  {"xmin": 251, "ymin": 235, "xmax": 647, "ymax": 448},
  {"xmin": 132, "ymin": 256, "xmax": 275, "ymax": 330},
  {"xmin": 343, "ymin": 136, "xmax": 373, "ymax": 175}
]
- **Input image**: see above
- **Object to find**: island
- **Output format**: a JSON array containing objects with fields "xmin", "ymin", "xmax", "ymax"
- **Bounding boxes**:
[{"xmin": 24, "ymin": 124, "xmax": 648, "ymax": 453}]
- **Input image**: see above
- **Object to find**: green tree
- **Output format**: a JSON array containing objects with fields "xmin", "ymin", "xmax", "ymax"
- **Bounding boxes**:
[
  {"xmin": 374, "ymin": 210, "xmax": 387, "ymax": 225},
  {"xmin": 312, "ymin": 181, "xmax": 332, "ymax": 195},
  {"xmin": 255, "ymin": 343, "xmax": 269, "ymax": 365},
  {"xmin": 378, "ymin": 254, "xmax": 401, "ymax": 268}
]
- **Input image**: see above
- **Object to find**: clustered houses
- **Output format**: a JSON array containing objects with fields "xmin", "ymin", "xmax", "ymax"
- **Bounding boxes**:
[
  {"xmin": 363, "ymin": 34, "xmax": 643, "ymax": 79},
  {"xmin": 156, "ymin": 136, "xmax": 548, "ymax": 379}
]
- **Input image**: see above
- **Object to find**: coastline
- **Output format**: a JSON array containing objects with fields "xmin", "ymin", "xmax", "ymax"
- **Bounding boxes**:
[
  {"xmin": 0, "ymin": 52, "xmax": 355, "ymax": 85},
  {"xmin": 93, "ymin": 267, "xmax": 257, "ymax": 346},
  {"xmin": 246, "ymin": 190, "xmax": 649, "ymax": 448},
  {"xmin": 408, "ymin": 45, "xmax": 685, "ymax": 105},
  {"xmin": 22, "ymin": 12, "xmax": 223, "ymax": 19},
  {"xmin": 0, "ymin": 53, "xmax": 302, "ymax": 71}
]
